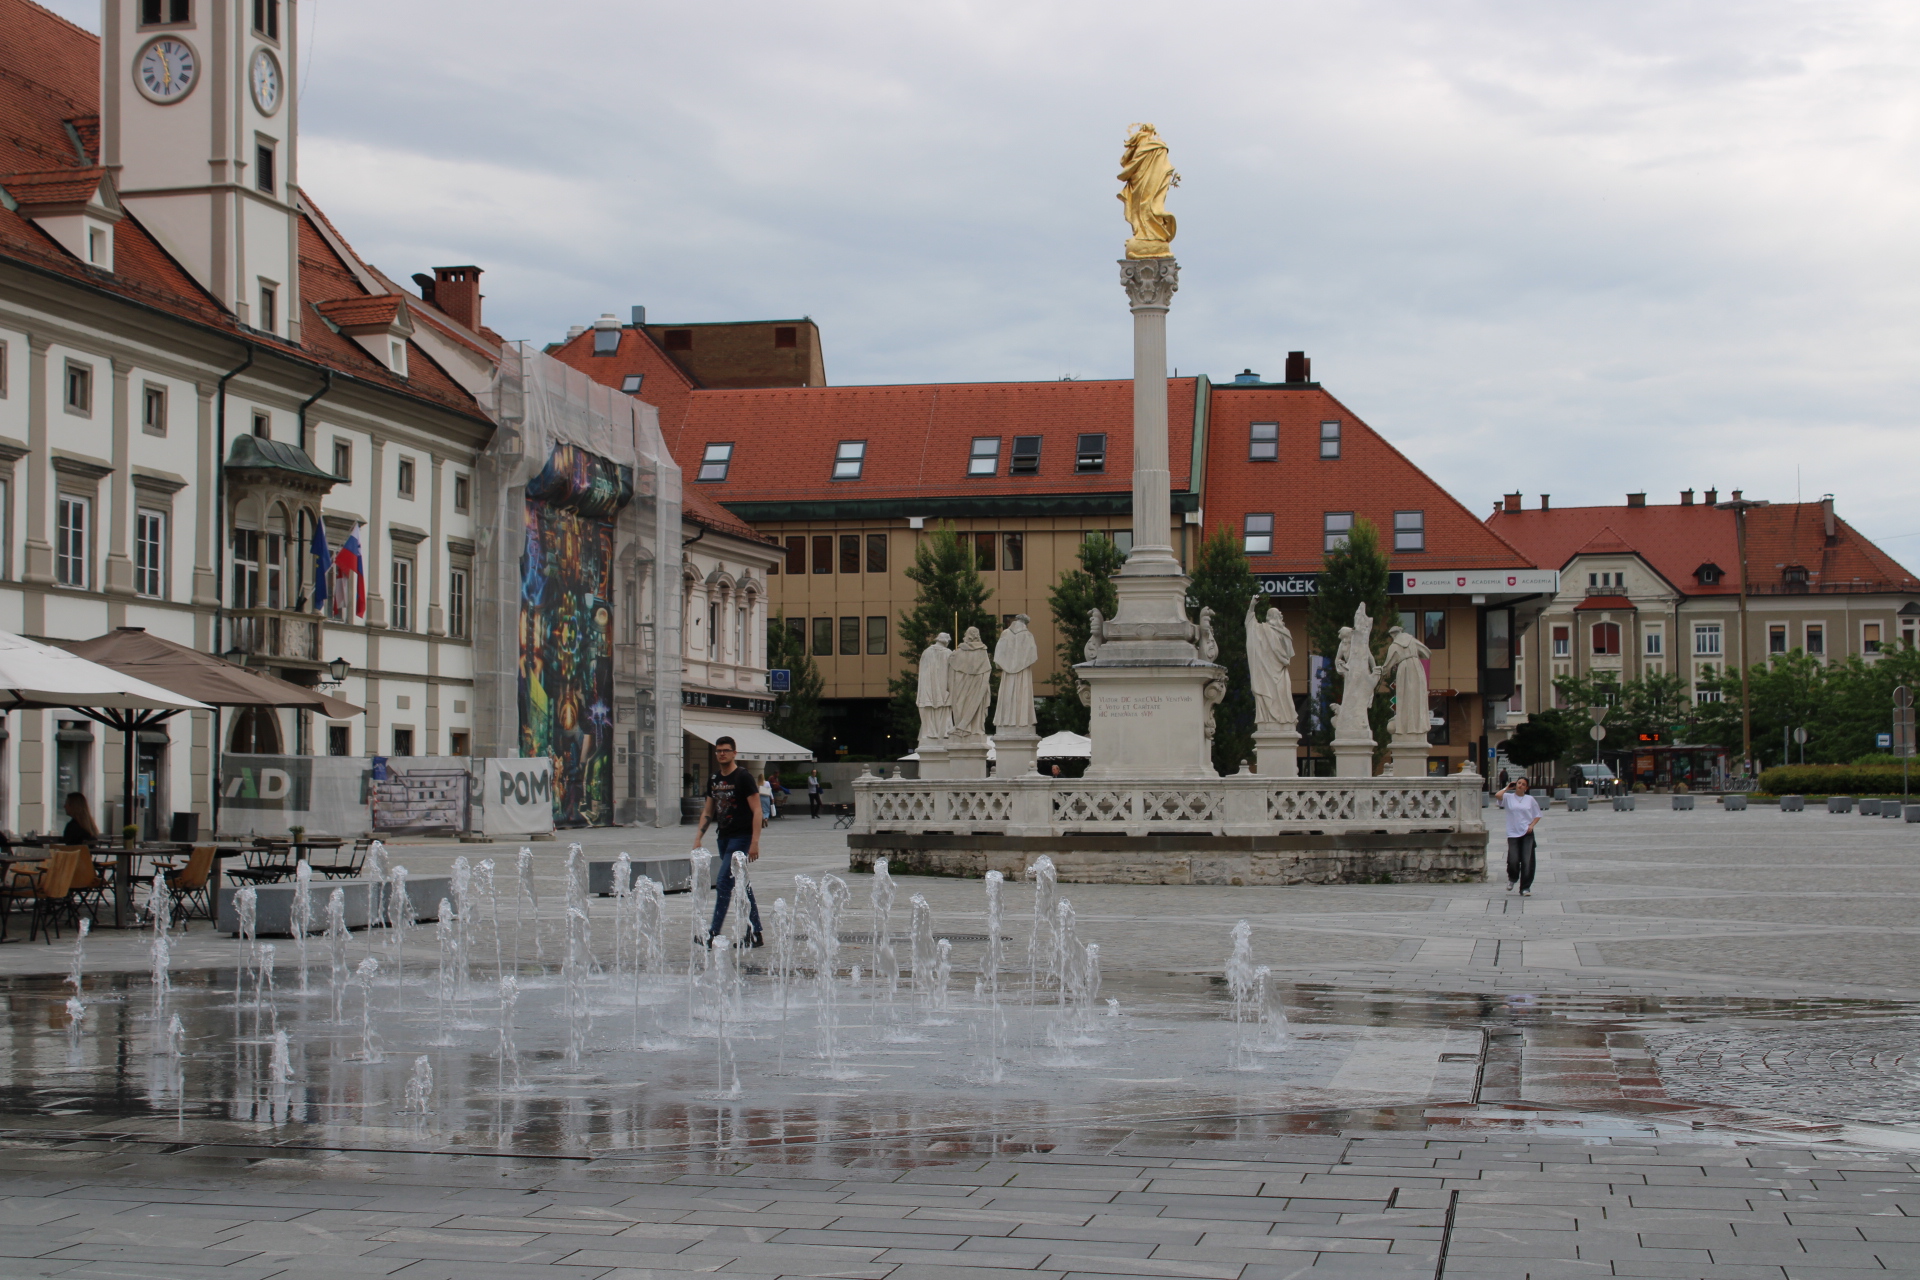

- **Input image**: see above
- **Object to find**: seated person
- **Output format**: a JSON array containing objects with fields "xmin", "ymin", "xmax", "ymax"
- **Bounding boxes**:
[{"xmin": 61, "ymin": 792, "xmax": 100, "ymax": 845}]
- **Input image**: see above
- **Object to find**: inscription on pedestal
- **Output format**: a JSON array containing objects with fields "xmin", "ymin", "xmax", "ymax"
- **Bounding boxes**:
[{"xmin": 1094, "ymin": 691, "xmax": 1196, "ymax": 721}]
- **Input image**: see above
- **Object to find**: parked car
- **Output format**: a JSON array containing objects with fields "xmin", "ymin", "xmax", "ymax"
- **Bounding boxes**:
[{"xmin": 1570, "ymin": 763, "xmax": 1620, "ymax": 796}]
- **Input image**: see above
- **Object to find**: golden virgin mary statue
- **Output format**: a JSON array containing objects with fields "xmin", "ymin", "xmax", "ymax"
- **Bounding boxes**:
[{"xmin": 1117, "ymin": 123, "xmax": 1179, "ymax": 258}]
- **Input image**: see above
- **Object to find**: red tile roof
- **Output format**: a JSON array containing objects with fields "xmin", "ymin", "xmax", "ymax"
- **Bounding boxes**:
[
  {"xmin": 1204, "ymin": 386, "xmax": 1534, "ymax": 572},
  {"xmin": 683, "ymin": 486, "xmax": 773, "ymax": 544},
  {"xmin": 0, "ymin": 1, "xmax": 97, "ymax": 173},
  {"xmin": 0, "ymin": 166, "xmax": 106, "ymax": 208},
  {"xmin": 314, "ymin": 293, "xmax": 405, "ymax": 329}
]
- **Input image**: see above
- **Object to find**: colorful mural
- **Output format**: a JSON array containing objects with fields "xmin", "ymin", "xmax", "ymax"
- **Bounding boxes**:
[{"xmin": 520, "ymin": 443, "xmax": 634, "ymax": 826}]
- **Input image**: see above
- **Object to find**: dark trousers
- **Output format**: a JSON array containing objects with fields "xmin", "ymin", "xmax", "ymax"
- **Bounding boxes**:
[
  {"xmin": 709, "ymin": 834, "xmax": 762, "ymax": 938},
  {"xmin": 809, "ymin": 793, "xmax": 821, "ymax": 818},
  {"xmin": 1506, "ymin": 833, "xmax": 1537, "ymax": 891}
]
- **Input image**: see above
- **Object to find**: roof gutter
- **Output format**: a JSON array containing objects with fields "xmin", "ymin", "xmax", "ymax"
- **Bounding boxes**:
[{"xmin": 295, "ymin": 368, "xmax": 333, "ymax": 456}]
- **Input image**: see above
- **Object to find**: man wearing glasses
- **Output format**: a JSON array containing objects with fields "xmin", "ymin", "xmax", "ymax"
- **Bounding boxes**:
[{"xmin": 693, "ymin": 735, "xmax": 763, "ymax": 947}]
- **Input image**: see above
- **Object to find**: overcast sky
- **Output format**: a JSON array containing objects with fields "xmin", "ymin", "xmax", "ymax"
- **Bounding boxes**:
[{"xmin": 47, "ymin": 0, "xmax": 1920, "ymax": 550}]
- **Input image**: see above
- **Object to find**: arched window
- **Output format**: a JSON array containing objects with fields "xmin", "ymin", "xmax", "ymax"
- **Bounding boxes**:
[
  {"xmin": 228, "ymin": 706, "xmax": 283, "ymax": 753},
  {"xmin": 1591, "ymin": 622, "xmax": 1621, "ymax": 656}
]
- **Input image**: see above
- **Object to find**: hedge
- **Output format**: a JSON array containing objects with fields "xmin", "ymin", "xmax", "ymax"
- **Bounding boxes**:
[{"xmin": 1758, "ymin": 764, "xmax": 1919, "ymax": 796}]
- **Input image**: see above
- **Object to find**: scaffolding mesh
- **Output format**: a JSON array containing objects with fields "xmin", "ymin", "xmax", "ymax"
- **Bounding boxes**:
[{"xmin": 476, "ymin": 343, "xmax": 682, "ymax": 827}]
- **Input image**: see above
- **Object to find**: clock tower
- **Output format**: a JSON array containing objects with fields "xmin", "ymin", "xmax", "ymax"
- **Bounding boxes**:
[{"xmin": 100, "ymin": 0, "xmax": 301, "ymax": 342}]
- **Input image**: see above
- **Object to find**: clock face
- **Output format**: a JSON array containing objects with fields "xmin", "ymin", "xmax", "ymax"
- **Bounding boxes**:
[
  {"xmin": 250, "ymin": 48, "xmax": 283, "ymax": 115},
  {"xmin": 135, "ymin": 37, "xmax": 197, "ymax": 103}
]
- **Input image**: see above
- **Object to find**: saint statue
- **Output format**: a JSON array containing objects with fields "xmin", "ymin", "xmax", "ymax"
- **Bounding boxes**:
[
  {"xmin": 992, "ymin": 614, "xmax": 1039, "ymax": 729},
  {"xmin": 1383, "ymin": 626, "xmax": 1434, "ymax": 738},
  {"xmin": 914, "ymin": 632, "xmax": 953, "ymax": 745},
  {"xmin": 948, "ymin": 626, "xmax": 994, "ymax": 739},
  {"xmin": 1330, "ymin": 604, "xmax": 1382, "ymax": 741},
  {"xmin": 1245, "ymin": 599, "xmax": 1297, "ymax": 730},
  {"xmin": 1196, "ymin": 606, "xmax": 1219, "ymax": 663},
  {"xmin": 1117, "ymin": 123, "xmax": 1179, "ymax": 259},
  {"xmin": 1084, "ymin": 607, "xmax": 1107, "ymax": 662}
]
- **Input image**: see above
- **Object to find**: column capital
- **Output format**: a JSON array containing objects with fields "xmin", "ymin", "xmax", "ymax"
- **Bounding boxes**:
[{"xmin": 1119, "ymin": 257, "xmax": 1179, "ymax": 310}]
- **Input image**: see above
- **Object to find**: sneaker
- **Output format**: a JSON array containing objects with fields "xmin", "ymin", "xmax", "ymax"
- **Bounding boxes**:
[
  {"xmin": 748, "ymin": 932, "xmax": 765, "ymax": 949},
  {"xmin": 1506, "ymin": 882, "xmax": 1516, "ymax": 893},
  {"xmin": 1520, "ymin": 890, "xmax": 1531, "ymax": 897}
]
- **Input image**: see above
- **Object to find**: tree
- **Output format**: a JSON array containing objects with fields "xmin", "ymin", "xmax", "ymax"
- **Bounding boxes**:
[
  {"xmin": 1502, "ymin": 711, "xmax": 1579, "ymax": 770},
  {"xmin": 1187, "ymin": 524, "xmax": 1258, "ymax": 775},
  {"xmin": 1038, "ymin": 534, "xmax": 1124, "ymax": 735},
  {"xmin": 765, "ymin": 612, "xmax": 823, "ymax": 757},
  {"xmin": 887, "ymin": 524, "xmax": 998, "ymax": 744},
  {"xmin": 1306, "ymin": 517, "xmax": 1396, "ymax": 769}
]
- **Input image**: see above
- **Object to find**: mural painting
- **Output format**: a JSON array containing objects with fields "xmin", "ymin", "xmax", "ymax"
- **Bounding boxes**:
[{"xmin": 519, "ymin": 443, "xmax": 634, "ymax": 826}]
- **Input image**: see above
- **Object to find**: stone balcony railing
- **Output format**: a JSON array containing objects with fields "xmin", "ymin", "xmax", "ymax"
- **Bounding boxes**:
[
  {"xmin": 852, "ymin": 772, "xmax": 1486, "ymax": 839},
  {"xmin": 228, "ymin": 608, "xmax": 320, "ymax": 665}
]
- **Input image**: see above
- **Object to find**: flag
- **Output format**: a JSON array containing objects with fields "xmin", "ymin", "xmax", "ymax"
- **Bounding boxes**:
[
  {"xmin": 332, "ymin": 523, "xmax": 366, "ymax": 620},
  {"xmin": 310, "ymin": 520, "xmax": 330, "ymax": 614}
]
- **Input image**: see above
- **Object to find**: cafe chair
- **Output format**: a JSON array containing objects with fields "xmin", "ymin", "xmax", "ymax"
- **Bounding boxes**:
[
  {"xmin": 22, "ymin": 847, "xmax": 86, "ymax": 943},
  {"xmin": 67, "ymin": 852, "xmax": 110, "ymax": 921},
  {"xmin": 163, "ymin": 846, "xmax": 218, "ymax": 924},
  {"xmin": 308, "ymin": 837, "xmax": 368, "ymax": 880}
]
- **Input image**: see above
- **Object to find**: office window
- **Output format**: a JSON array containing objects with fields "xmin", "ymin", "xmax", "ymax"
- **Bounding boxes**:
[
  {"xmin": 1552, "ymin": 625, "xmax": 1570, "ymax": 658},
  {"xmin": 1003, "ymin": 532, "xmax": 1024, "ymax": 572},
  {"xmin": 391, "ymin": 558, "xmax": 413, "ymax": 631},
  {"xmin": 1075, "ymin": 433, "xmax": 1106, "ymax": 473},
  {"xmin": 973, "ymin": 531, "xmax": 996, "ymax": 572},
  {"xmin": 619, "ymin": 374, "xmax": 644, "ymax": 393},
  {"xmin": 839, "ymin": 534, "xmax": 860, "ymax": 573},
  {"xmin": 1319, "ymin": 420, "xmax": 1341, "ymax": 459},
  {"xmin": 811, "ymin": 617, "xmax": 832, "ymax": 656},
  {"xmin": 866, "ymin": 532, "xmax": 887, "ymax": 572},
  {"xmin": 1806, "ymin": 624, "xmax": 1825, "ymax": 656},
  {"xmin": 453, "ymin": 475, "xmax": 470, "ymax": 513},
  {"xmin": 1113, "ymin": 530, "xmax": 1133, "ymax": 556},
  {"xmin": 1645, "ymin": 628, "xmax": 1663, "ymax": 656},
  {"xmin": 698, "ymin": 443, "xmax": 733, "ymax": 482},
  {"xmin": 65, "ymin": 361, "xmax": 92, "ymax": 413},
  {"xmin": 839, "ymin": 616, "xmax": 860, "ymax": 656},
  {"xmin": 811, "ymin": 535, "xmax": 832, "ymax": 573},
  {"xmin": 1423, "ymin": 610, "xmax": 1446, "ymax": 649},
  {"xmin": 448, "ymin": 567, "xmax": 468, "ymax": 638},
  {"xmin": 1694, "ymin": 623, "xmax": 1722, "ymax": 657},
  {"xmin": 1696, "ymin": 686, "xmax": 1723, "ymax": 704},
  {"xmin": 258, "ymin": 284, "xmax": 276, "ymax": 334},
  {"xmin": 784, "ymin": 536, "xmax": 806, "ymax": 574},
  {"xmin": 1249, "ymin": 421, "xmax": 1278, "ymax": 461},
  {"xmin": 135, "ymin": 509, "xmax": 165, "ymax": 598},
  {"xmin": 1864, "ymin": 622, "xmax": 1883, "ymax": 654},
  {"xmin": 785, "ymin": 616, "xmax": 805, "ymax": 643},
  {"xmin": 1243, "ymin": 513, "xmax": 1273, "ymax": 556},
  {"xmin": 1768, "ymin": 623, "xmax": 1787, "ymax": 655},
  {"xmin": 255, "ymin": 141, "xmax": 275, "ymax": 195},
  {"xmin": 396, "ymin": 457, "xmax": 415, "ymax": 497},
  {"xmin": 142, "ymin": 384, "xmax": 167, "ymax": 436},
  {"xmin": 832, "ymin": 441, "xmax": 866, "ymax": 480},
  {"xmin": 1591, "ymin": 622, "xmax": 1621, "ymax": 656},
  {"xmin": 392, "ymin": 728, "xmax": 413, "ymax": 757},
  {"xmin": 968, "ymin": 437, "xmax": 1001, "ymax": 477},
  {"xmin": 55, "ymin": 495, "xmax": 89, "ymax": 588},
  {"xmin": 252, "ymin": 410, "xmax": 270, "ymax": 438},
  {"xmin": 774, "ymin": 326, "xmax": 797, "ymax": 348},
  {"xmin": 1393, "ymin": 510, "xmax": 1425, "ymax": 553},
  {"xmin": 327, "ymin": 725, "xmax": 349, "ymax": 756},
  {"xmin": 1323, "ymin": 511, "xmax": 1353, "ymax": 552},
  {"xmin": 1011, "ymin": 435, "xmax": 1042, "ymax": 475},
  {"xmin": 253, "ymin": 0, "xmax": 278, "ymax": 38},
  {"xmin": 866, "ymin": 616, "xmax": 888, "ymax": 655}
]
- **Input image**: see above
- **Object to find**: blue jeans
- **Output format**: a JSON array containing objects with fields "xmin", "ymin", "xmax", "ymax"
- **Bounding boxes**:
[{"xmin": 709, "ymin": 835, "xmax": 762, "ymax": 939}]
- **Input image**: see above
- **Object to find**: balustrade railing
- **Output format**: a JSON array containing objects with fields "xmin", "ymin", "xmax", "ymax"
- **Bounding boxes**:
[{"xmin": 228, "ymin": 609, "xmax": 319, "ymax": 663}]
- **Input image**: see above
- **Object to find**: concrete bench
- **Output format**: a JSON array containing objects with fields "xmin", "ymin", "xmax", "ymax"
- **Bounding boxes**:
[
  {"xmin": 1672, "ymin": 795, "xmax": 1695, "ymax": 810},
  {"xmin": 1907, "ymin": 805, "xmax": 1920, "ymax": 823},
  {"xmin": 1565, "ymin": 795, "xmax": 1589, "ymax": 811},
  {"xmin": 215, "ymin": 876, "xmax": 448, "ymax": 936},
  {"xmin": 1861, "ymin": 799, "xmax": 1883, "ymax": 815},
  {"xmin": 1777, "ymin": 795, "xmax": 1803, "ymax": 812},
  {"xmin": 1613, "ymin": 795, "xmax": 1635, "ymax": 811},
  {"xmin": 588, "ymin": 856, "xmax": 694, "ymax": 896},
  {"xmin": 1722, "ymin": 794, "xmax": 1749, "ymax": 811},
  {"xmin": 1886, "ymin": 802, "xmax": 1906, "ymax": 819},
  {"xmin": 1828, "ymin": 796, "xmax": 1855, "ymax": 813}
]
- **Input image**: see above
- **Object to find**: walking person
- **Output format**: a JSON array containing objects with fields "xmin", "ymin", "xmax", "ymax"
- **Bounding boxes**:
[
  {"xmin": 1495, "ymin": 775, "xmax": 1543, "ymax": 896},
  {"xmin": 807, "ymin": 769, "xmax": 823, "ymax": 819},
  {"xmin": 693, "ymin": 736, "xmax": 763, "ymax": 947},
  {"xmin": 758, "ymin": 774, "xmax": 775, "ymax": 822}
]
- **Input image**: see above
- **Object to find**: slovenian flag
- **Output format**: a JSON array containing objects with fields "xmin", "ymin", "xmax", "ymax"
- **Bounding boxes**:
[
  {"xmin": 310, "ymin": 521, "xmax": 330, "ymax": 614},
  {"xmin": 332, "ymin": 524, "xmax": 366, "ymax": 620}
]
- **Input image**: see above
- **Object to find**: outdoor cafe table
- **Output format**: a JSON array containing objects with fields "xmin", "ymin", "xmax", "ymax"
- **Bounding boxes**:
[{"xmin": 14, "ymin": 838, "xmax": 200, "ymax": 929}]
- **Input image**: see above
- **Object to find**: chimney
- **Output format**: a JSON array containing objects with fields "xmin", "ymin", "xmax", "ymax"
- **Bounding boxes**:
[
  {"xmin": 1822, "ymin": 494, "xmax": 1836, "ymax": 544},
  {"xmin": 1540, "ymin": 494, "xmax": 1551, "ymax": 511},
  {"xmin": 1627, "ymin": 492, "xmax": 1646, "ymax": 508},
  {"xmin": 565, "ymin": 324, "xmax": 587, "ymax": 341},
  {"xmin": 632, "ymin": 305, "xmax": 647, "ymax": 326},
  {"xmin": 1503, "ymin": 492, "xmax": 1522, "ymax": 513},
  {"xmin": 430, "ymin": 265, "xmax": 483, "ymax": 332},
  {"xmin": 1730, "ymin": 489, "xmax": 1742, "ymax": 501},
  {"xmin": 411, "ymin": 272, "xmax": 437, "ymax": 306},
  {"xmin": 1680, "ymin": 489, "xmax": 1694, "ymax": 506},
  {"xmin": 1705, "ymin": 487, "xmax": 1718, "ymax": 504},
  {"xmin": 1284, "ymin": 351, "xmax": 1310, "ymax": 382}
]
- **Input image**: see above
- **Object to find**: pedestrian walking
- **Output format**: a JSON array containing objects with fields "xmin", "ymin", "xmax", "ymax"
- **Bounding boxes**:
[
  {"xmin": 693, "ymin": 736, "xmax": 763, "ymax": 947},
  {"xmin": 1495, "ymin": 775, "xmax": 1542, "ymax": 896},
  {"xmin": 807, "ymin": 769, "xmax": 823, "ymax": 818},
  {"xmin": 758, "ymin": 775, "xmax": 775, "ymax": 822}
]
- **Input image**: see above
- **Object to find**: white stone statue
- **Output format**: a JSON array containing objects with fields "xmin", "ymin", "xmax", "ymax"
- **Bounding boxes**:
[
  {"xmin": 1331, "ymin": 604, "xmax": 1382, "ymax": 741},
  {"xmin": 915, "ymin": 632, "xmax": 953, "ymax": 743},
  {"xmin": 1245, "ymin": 598, "xmax": 1297, "ymax": 730},
  {"xmin": 992, "ymin": 614, "xmax": 1038, "ymax": 729},
  {"xmin": 948, "ymin": 626, "xmax": 994, "ymax": 739},
  {"xmin": 1196, "ymin": 606, "xmax": 1218, "ymax": 662},
  {"xmin": 1383, "ymin": 625, "xmax": 1434, "ymax": 738},
  {"xmin": 1084, "ymin": 608, "xmax": 1107, "ymax": 662}
]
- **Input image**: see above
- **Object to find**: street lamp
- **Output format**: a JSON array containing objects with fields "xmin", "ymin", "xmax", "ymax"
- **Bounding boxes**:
[
  {"xmin": 326, "ymin": 656, "xmax": 350, "ymax": 683},
  {"xmin": 1714, "ymin": 494, "xmax": 1764, "ymax": 777},
  {"xmin": 222, "ymin": 644, "xmax": 247, "ymax": 666}
]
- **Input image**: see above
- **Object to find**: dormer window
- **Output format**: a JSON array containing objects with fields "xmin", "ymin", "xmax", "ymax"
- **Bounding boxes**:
[
  {"xmin": 832, "ymin": 440, "xmax": 866, "ymax": 480},
  {"xmin": 1695, "ymin": 563, "xmax": 1724, "ymax": 586},
  {"xmin": 389, "ymin": 341, "xmax": 407, "ymax": 376},
  {"xmin": 140, "ymin": 0, "xmax": 191, "ymax": 24},
  {"xmin": 87, "ymin": 228, "xmax": 105, "ymax": 265},
  {"xmin": 1783, "ymin": 564, "xmax": 1809, "ymax": 591}
]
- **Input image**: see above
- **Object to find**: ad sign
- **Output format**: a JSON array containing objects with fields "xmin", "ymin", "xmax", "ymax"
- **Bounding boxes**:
[{"xmin": 484, "ymin": 757, "xmax": 557, "ymax": 835}]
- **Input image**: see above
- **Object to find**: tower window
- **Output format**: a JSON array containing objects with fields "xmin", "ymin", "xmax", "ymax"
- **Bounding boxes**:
[
  {"xmin": 255, "ymin": 142, "xmax": 276, "ymax": 195},
  {"xmin": 258, "ymin": 283, "xmax": 276, "ymax": 334},
  {"xmin": 774, "ymin": 326, "xmax": 797, "ymax": 348},
  {"xmin": 253, "ymin": 0, "xmax": 279, "ymax": 39},
  {"xmin": 141, "ymin": 1, "xmax": 191, "ymax": 25}
]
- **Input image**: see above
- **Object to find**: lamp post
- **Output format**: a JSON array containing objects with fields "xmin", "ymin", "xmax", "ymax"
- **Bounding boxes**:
[
  {"xmin": 222, "ymin": 644, "xmax": 247, "ymax": 666},
  {"xmin": 1714, "ymin": 496, "xmax": 1762, "ymax": 778},
  {"xmin": 326, "ymin": 656, "xmax": 350, "ymax": 684}
]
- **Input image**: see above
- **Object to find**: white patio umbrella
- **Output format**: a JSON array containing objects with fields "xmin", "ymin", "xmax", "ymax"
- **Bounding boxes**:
[{"xmin": 1036, "ymin": 730, "xmax": 1093, "ymax": 758}]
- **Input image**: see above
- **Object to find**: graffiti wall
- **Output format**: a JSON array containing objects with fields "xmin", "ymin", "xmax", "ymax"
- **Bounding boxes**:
[{"xmin": 520, "ymin": 443, "xmax": 634, "ymax": 826}]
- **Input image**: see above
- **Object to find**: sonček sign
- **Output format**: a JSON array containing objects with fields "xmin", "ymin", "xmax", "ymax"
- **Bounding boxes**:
[{"xmin": 1253, "ymin": 570, "xmax": 1559, "ymax": 598}]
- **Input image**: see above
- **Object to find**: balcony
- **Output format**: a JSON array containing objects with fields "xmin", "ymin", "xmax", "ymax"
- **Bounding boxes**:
[{"xmin": 229, "ymin": 608, "xmax": 320, "ymax": 665}]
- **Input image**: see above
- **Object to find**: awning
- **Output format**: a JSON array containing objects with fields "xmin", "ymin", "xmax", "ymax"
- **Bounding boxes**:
[
  {"xmin": 682, "ymin": 718, "xmax": 814, "ymax": 762},
  {"xmin": 58, "ymin": 627, "xmax": 364, "ymax": 716},
  {"xmin": 1037, "ymin": 730, "xmax": 1092, "ymax": 758}
]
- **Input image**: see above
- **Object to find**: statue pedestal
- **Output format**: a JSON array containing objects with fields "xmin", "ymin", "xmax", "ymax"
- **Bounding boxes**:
[
  {"xmin": 1080, "ymin": 662, "xmax": 1217, "ymax": 779},
  {"xmin": 1332, "ymin": 737, "xmax": 1377, "ymax": 779},
  {"xmin": 1388, "ymin": 733, "xmax": 1431, "ymax": 778},
  {"xmin": 916, "ymin": 742, "xmax": 950, "ymax": 780},
  {"xmin": 992, "ymin": 727, "xmax": 1039, "ymax": 778},
  {"xmin": 1253, "ymin": 727, "xmax": 1301, "ymax": 777},
  {"xmin": 945, "ymin": 738, "xmax": 990, "ymax": 780}
]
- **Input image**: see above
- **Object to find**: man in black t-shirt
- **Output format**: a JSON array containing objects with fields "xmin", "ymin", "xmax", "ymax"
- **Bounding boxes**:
[{"xmin": 694, "ymin": 735, "xmax": 763, "ymax": 946}]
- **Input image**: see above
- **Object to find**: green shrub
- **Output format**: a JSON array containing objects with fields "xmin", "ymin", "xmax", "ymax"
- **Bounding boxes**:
[{"xmin": 1758, "ymin": 763, "xmax": 1917, "ymax": 796}]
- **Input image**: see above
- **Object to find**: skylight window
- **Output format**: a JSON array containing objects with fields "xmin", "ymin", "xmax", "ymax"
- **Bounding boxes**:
[
  {"xmin": 620, "ymin": 374, "xmax": 644, "ymax": 393},
  {"xmin": 1075, "ymin": 433, "xmax": 1106, "ymax": 473},
  {"xmin": 968, "ymin": 437, "xmax": 1000, "ymax": 477},
  {"xmin": 698, "ymin": 443, "xmax": 733, "ymax": 482},
  {"xmin": 833, "ymin": 440, "xmax": 866, "ymax": 480},
  {"xmin": 1010, "ymin": 435, "xmax": 1042, "ymax": 475}
]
